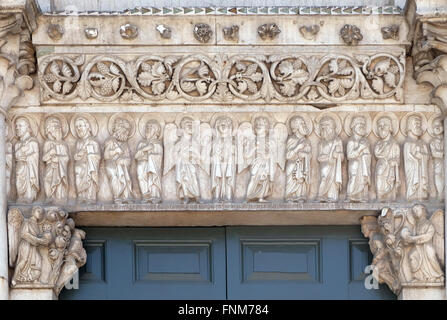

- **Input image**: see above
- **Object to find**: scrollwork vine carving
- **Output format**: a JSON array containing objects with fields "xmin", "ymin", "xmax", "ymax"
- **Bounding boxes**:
[{"xmin": 38, "ymin": 52, "xmax": 405, "ymax": 103}]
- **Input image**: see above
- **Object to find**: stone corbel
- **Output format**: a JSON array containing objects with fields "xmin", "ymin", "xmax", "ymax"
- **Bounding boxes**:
[
  {"xmin": 361, "ymin": 204, "xmax": 445, "ymax": 300},
  {"xmin": 8, "ymin": 206, "xmax": 87, "ymax": 300}
]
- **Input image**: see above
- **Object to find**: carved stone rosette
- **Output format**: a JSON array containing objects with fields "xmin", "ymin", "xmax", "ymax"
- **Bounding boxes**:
[
  {"xmin": 8, "ymin": 206, "xmax": 87, "ymax": 296},
  {"xmin": 361, "ymin": 204, "xmax": 445, "ymax": 296},
  {"xmin": 38, "ymin": 52, "xmax": 405, "ymax": 104}
]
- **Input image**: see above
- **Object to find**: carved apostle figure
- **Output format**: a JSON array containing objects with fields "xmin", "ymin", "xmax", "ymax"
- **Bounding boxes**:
[
  {"xmin": 374, "ymin": 115, "xmax": 400, "ymax": 201},
  {"xmin": 104, "ymin": 117, "xmax": 134, "ymax": 204},
  {"xmin": 42, "ymin": 116, "xmax": 69, "ymax": 203},
  {"xmin": 401, "ymin": 204, "xmax": 444, "ymax": 283},
  {"xmin": 403, "ymin": 114, "xmax": 429, "ymax": 201},
  {"xmin": 317, "ymin": 115, "xmax": 343, "ymax": 202},
  {"xmin": 14, "ymin": 117, "xmax": 39, "ymax": 203},
  {"xmin": 10, "ymin": 207, "xmax": 50, "ymax": 286},
  {"xmin": 346, "ymin": 116, "xmax": 371, "ymax": 202},
  {"xmin": 135, "ymin": 120, "xmax": 163, "ymax": 203},
  {"xmin": 429, "ymin": 116, "xmax": 444, "ymax": 200},
  {"xmin": 6, "ymin": 122, "xmax": 12, "ymax": 199},
  {"xmin": 285, "ymin": 115, "xmax": 312, "ymax": 202},
  {"xmin": 73, "ymin": 116, "xmax": 101, "ymax": 204},
  {"xmin": 211, "ymin": 116, "xmax": 236, "ymax": 202}
]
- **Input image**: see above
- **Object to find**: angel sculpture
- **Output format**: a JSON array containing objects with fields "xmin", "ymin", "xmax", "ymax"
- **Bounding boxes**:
[
  {"xmin": 237, "ymin": 116, "xmax": 287, "ymax": 202},
  {"xmin": 164, "ymin": 117, "xmax": 212, "ymax": 203},
  {"xmin": 8, "ymin": 207, "xmax": 86, "ymax": 293}
]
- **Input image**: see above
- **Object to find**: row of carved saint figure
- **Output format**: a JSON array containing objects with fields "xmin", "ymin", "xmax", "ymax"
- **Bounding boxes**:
[{"xmin": 8, "ymin": 111, "xmax": 444, "ymax": 204}]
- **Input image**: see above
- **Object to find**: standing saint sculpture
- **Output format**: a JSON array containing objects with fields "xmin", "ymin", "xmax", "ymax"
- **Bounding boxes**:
[
  {"xmin": 373, "ymin": 113, "xmax": 401, "ymax": 202},
  {"xmin": 104, "ymin": 115, "xmax": 134, "ymax": 204},
  {"xmin": 285, "ymin": 114, "xmax": 312, "ymax": 202},
  {"xmin": 6, "ymin": 121, "xmax": 12, "ymax": 199},
  {"xmin": 237, "ymin": 116, "xmax": 287, "ymax": 202},
  {"xmin": 316, "ymin": 114, "xmax": 344, "ymax": 202},
  {"xmin": 135, "ymin": 118, "xmax": 163, "ymax": 204},
  {"xmin": 345, "ymin": 115, "xmax": 371, "ymax": 202},
  {"xmin": 42, "ymin": 115, "xmax": 70, "ymax": 203},
  {"xmin": 14, "ymin": 116, "xmax": 39, "ymax": 203},
  {"xmin": 72, "ymin": 114, "xmax": 101, "ymax": 204},
  {"xmin": 429, "ymin": 115, "xmax": 444, "ymax": 200},
  {"xmin": 402, "ymin": 113, "xmax": 429, "ymax": 201},
  {"xmin": 210, "ymin": 116, "xmax": 237, "ymax": 202},
  {"xmin": 164, "ymin": 117, "xmax": 207, "ymax": 203}
]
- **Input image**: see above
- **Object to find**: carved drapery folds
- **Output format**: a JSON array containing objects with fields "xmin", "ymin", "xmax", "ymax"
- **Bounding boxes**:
[
  {"xmin": 8, "ymin": 206, "xmax": 86, "ymax": 295},
  {"xmin": 361, "ymin": 204, "xmax": 444, "ymax": 295},
  {"xmin": 38, "ymin": 52, "xmax": 405, "ymax": 104},
  {"xmin": 7, "ymin": 110, "xmax": 443, "ymax": 206}
]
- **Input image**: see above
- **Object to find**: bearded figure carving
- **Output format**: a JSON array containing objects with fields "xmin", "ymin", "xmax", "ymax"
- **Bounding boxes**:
[
  {"xmin": 104, "ymin": 115, "xmax": 134, "ymax": 204},
  {"xmin": 14, "ymin": 116, "xmax": 39, "ymax": 204},
  {"xmin": 429, "ymin": 116, "xmax": 444, "ymax": 200},
  {"xmin": 72, "ymin": 115, "xmax": 101, "ymax": 204},
  {"xmin": 42, "ymin": 116, "xmax": 69, "ymax": 204}
]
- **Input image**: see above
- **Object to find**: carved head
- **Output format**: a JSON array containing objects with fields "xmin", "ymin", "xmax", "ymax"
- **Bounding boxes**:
[
  {"xmin": 112, "ymin": 117, "xmax": 131, "ymax": 142},
  {"xmin": 45, "ymin": 116, "xmax": 63, "ymax": 141},
  {"xmin": 377, "ymin": 116, "xmax": 392, "ymax": 140},
  {"xmin": 66, "ymin": 218, "xmax": 75, "ymax": 231},
  {"xmin": 407, "ymin": 114, "xmax": 423, "ymax": 137},
  {"xmin": 254, "ymin": 116, "xmax": 269, "ymax": 137},
  {"xmin": 180, "ymin": 117, "xmax": 194, "ymax": 136},
  {"xmin": 412, "ymin": 204, "xmax": 428, "ymax": 221},
  {"xmin": 31, "ymin": 206, "xmax": 44, "ymax": 222},
  {"xmin": 75, "ymin": 117, "xmax": 91, "ymax": 139},
  {"xmin": 145, "ymin": 120, "xmax": 161, "ymax": 140},
  {"xmin": 360, "ymin": 216, "xmax": 378, "ymax": 238},
  {"xmin": 215, "ymin": 116, "xmax": 233, "ymax": 136},
  {"xmin": 351, "ymin": 116, "xmax": 366, "ymax": 137},
  {"xmin": 319, "ymin": 116, "xmax": 336, "ymax": 141},
  {"xmin": 433, "ymin": 117, "xmax": 443, "ymax": 137},
  {"xmin": 15, "ymin": 117, "xmax": 31, "ymax": 139},
  {"xmin": 290, "ymin": 115, "xmax": 308, "ymax": 137}
]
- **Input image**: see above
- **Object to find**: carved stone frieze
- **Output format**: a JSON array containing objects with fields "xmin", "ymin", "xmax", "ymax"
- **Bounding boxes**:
[
  {"xmin": 8, "ymin": 206, "xmax": 86, "ymax": 296},
  {"xmin": 7, "ymin": 109, "xmax": 443, "ymax": 207},
  {"xmin": 361, "ymin": 204, "xmax": 445, "ymax": 295},
  {"xmin": 38, "ymin": 52, "xmax": 405, "ymax": 104}
]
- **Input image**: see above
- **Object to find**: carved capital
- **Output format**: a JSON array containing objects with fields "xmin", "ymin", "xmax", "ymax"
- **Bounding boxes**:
[
  {"xmin": 8, "ymin": 206, "xmax": 87, "ymax": 296},
  {"xmin": 0, "ymin": 0, "xmax": 37, "ymax": 114},
  {"xmin": 413, "ymin": 17, "xmax": 447, "ymax": 112},
  {"xmin": 361, "ymin": 204, "xmax": 445, "ymax": 296}
]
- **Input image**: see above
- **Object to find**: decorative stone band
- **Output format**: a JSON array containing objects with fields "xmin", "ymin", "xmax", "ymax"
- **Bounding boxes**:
[
  {"xmin": 7, "ymin": 206, "xmax": 86, "ymax": 296},
  {"xmin": 38, "ymin": 52, "xmax": 405, "ymax": 104},
  {"xmin": 6, "ymin": 109, "xmax": 444, "ymax": 207},
  {"xmin": 360, "ymin": 204, "xmax": 445, "ymax": 297},
  {"xmin": 43, "ymin": 6, "xmax": 403, "ymax": 16}
]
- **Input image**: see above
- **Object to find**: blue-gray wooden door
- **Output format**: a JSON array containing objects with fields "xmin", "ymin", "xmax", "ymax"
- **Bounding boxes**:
[{"xmin": 60, "ymin": 226, "xmax": 394, "ymax": 300}]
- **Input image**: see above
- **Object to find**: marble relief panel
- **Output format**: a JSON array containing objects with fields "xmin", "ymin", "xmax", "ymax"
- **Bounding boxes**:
[{"xmin": 6, "ymin": 109, "xmax": 444, "ymax": 207}]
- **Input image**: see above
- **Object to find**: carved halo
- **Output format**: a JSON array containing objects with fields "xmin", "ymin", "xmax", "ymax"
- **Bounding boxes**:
[
  {"xmin": 314, "ymin": 112, "xmax": 342, "ymax": 138},
  {"xmin": 427, "ymin": 113, "xmax": 443, "ymax": 137},
  {"xmin": 344, "ymin": 113, "xmax": 372, "ymax": 137},
  {"xmin": 250, "ymin": 112, "xmax": 276, "ymax": 130},
  {"xmin": 400, "ymin": 112, "xmax": 427, "ymax": 136},
  {"xmin": 40, "ymin": 113, "xmax": 69, "ymax": 139},
  {"xmin": 12, "ymin": 114, "xmax": 38, "ymax": 138},
  {"xmin": 138, "ymin": 114, "xmax": 165, "ymax": 139},
  {"xmin": 107, "ymin": 113, "xmax": 136, "ymax": 138},
  {"xmin": 372, "ymin": 112, "xmax": 399, "ymax": 137},
  {"xmin": 70, "ymin": 113, "xmax": 99, "ymax": 138},
  {"xmin": 210, "ymin": 114, "xmax": 239, "ymax": 136},
  {"xmin": 286, "ymin": 113, "xmax": 313, "ymax": 136}
]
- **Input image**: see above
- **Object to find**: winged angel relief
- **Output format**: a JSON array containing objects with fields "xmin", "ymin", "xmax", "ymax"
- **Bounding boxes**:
[{"xmin": 163, "ymin": 116, "xmax": 287, "ymax": 203}]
